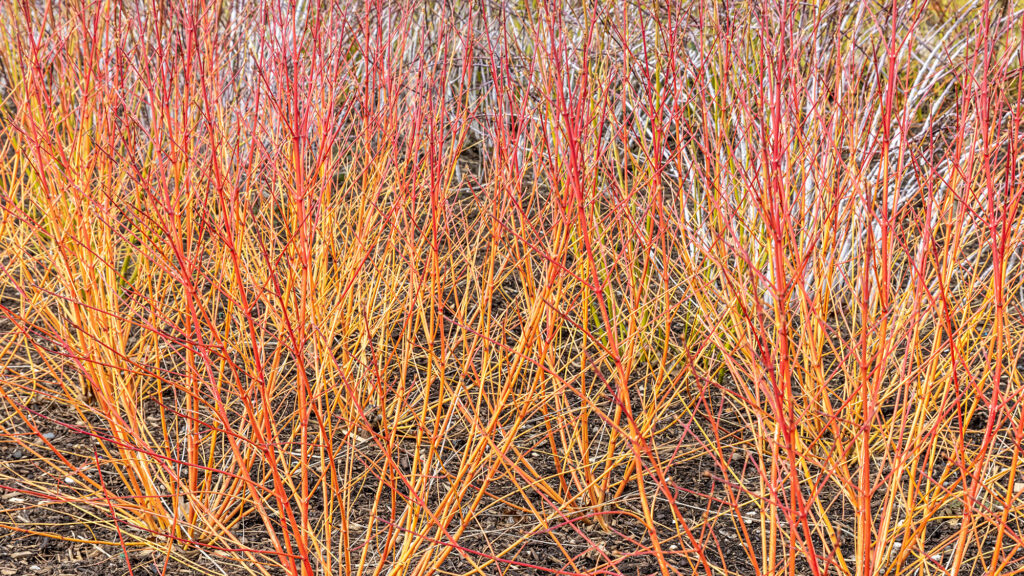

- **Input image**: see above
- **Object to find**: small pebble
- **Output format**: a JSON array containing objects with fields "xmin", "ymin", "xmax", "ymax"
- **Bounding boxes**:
[
  {"xmin": 41, "ymin": 432, "xmax": 55, "ymax": 441},
  {"xmin": 63, "ymin": 477, "xmax": 75, "ymax": 485}
]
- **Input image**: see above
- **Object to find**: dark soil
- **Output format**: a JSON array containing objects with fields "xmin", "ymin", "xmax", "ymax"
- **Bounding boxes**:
[
  {"xmin": 0, "ymin": 398, "xmax": 275, "ymax": 576},
  {"xmin": 0, "ymin": 390, "xmax": 728, "ymax": 576}
]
